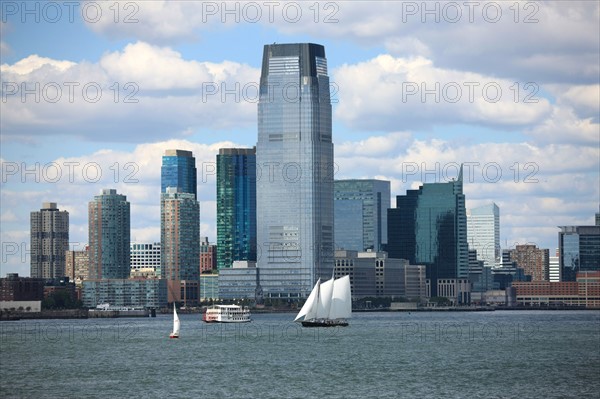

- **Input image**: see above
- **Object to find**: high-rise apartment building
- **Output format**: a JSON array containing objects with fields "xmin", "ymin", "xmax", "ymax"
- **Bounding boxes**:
[
  {"xmin": 467, "ymin": 203, "xmax": 500, "ymax": 267},
  {"xmin": 30, "ymin": 202, "xmax": 69, "ymax": 279},
  {"xmin": 200, "ymin": 237, "xmax": 217, "ymax": 273},
  {"xmin": 387, "ymin": 167, "xmax": 468, "ymax": 297},
  {"xmin": 65, "ymin": 246, "xmax": 89, "ymax": 283},
  {"xmin": 509, "ymin": 244, "xmax": 550, "ymax": 281},
  {"xmin": 559, "ymin": 224, "xmax": 600, "ymax": 281},
  {"xmin": 216, "ymin": 147, "xmax": 257, "ymax": 270},
  {"xmin": 161, "ymin": 149, "xmax": 197, "ymax": 199},
  {"xmin": 88, "ymin": 189, "xmax": 130, "ymax": 279},
  {"xmin": 256, "ymin": 43, "xmax": 334, "ymax": 299},
  {"xmin": 161, "ymin": 188, "xmax": 200, "ymax": 304},
  {"xmin": 160, "ymin": 149, "xmax": 200, "ymax": 304},
  {"xmin": 334, "ymin": 179, "xmax": 390, "ymax": 252}
]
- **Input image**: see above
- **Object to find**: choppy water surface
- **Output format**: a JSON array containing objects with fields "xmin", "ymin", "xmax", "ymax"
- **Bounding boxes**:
[{"xmin": 1, "ymin": 310, "xmax": 599, "ymax": 398}]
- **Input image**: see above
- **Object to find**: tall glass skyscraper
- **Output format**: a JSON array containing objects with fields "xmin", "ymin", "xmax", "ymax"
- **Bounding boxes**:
[
  {"xmin": 216, "ymin": 148, "xmax": 257, "ymax": 270},
  {"xmin": 30, "ymin": 202, "xmax": 69, "ymax": 279},
  {"xmin": 256, "ymin": 43, "xmax": 334, "ymax": 299},
  {"xmin": 334, "ymin": 179, "xmax": 390, "ymax": 252},
  {"xmin": 467, "ymin": 203, "xmax": 500, "ymax": 267},
  {"xmin": 161, "ymin": 149, "xmax": 197, "ymax": 199},
  {"xmin": 387, "ymin": 167, "xmax": 468, "ymax": 296},
  {"xmin": 88, "ymin": 189, "xmax": 130, "ymax": 279},
  {"xmin": 160, "ymin": 149, "xmax": 200, "ymax": 304}
]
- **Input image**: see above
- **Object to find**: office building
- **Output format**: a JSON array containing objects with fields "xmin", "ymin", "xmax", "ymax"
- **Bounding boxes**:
[
  {"xmin": 559, "ymin": 224, "xmax": 600, "ymax": 281},
  {"xmin": 216, "ymin": 148, "xmax": 257, "ymax": 270},
  {"xmin": 30, "ymin": 202, "xmax": 69, "ymax": 279},
  {"xmin": 200, "ymin": 274, "xmax": 219, "ymax": 300},
  {"xmin": 88, "ymin": 189, "xmax": 130, "ymax": 279},
  {"xmin": 333, "ymin": 250, "xmax": 427, "ymax": 300},
  {"xmin": 82, "ymin": 279, "xmax": 167, "ymax": 309},
  {"xmin": 467, "ymin": 203, "xmax": 500, "ymax": 267},
  {"xmin": 334, "ymin": 179, "xmax": 390, "ymax": 252},
  {"xmin": 130, "ymin": 242, "xmax": 161, "ymax": 277},
  {"xmin": 218, "ymin": 261, "xmax": 259, "ymax": 300},
  {"xmin": 256, "ymin": 43, "xmax": 334, "ymax": 299},
  {"xmin": 0, "ymin": 273, "xmax": 44, "ymax": 313},
  {"xmin": 512, "ymin": 271, "xmax": 600, "ymax": 308},
  {"xmin": 387, "ymin": 167, "xmax": 468, "ymax": 297}
]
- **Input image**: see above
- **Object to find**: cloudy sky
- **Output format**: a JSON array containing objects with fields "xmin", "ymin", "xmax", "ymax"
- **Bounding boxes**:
[{"xmin": 1, "ymin": 1, "xmax": 598, "ymax": 276}]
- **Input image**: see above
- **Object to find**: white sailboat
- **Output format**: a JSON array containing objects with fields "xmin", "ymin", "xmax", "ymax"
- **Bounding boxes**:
[
  {"xmin": 294, "ymin": 275, "xmax": 352, "ymax": 327},
  {"xmin": 169, "ymin": 304, "xmax": 180, "ymax": 339}
]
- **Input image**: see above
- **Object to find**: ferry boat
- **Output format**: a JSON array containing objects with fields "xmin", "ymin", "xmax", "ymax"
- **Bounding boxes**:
[{"xmin": 202, "ymin": 305, "xmax": 251, "ymax": 323}]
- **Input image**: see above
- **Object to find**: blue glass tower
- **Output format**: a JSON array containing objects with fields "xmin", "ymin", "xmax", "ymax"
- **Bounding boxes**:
[
  {"xmin": 256, "ymin": 43, "xmax": 334, "ymax": 299},
  {"xmin": 161, "ymin": 149, "xmax": 197, "ymax": 199},
  {"xmin": 217, "ymin": 147, "xmax": 257, "ymax": 270}
]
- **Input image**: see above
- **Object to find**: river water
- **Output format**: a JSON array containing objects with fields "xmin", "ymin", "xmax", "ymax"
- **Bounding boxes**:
[{"xmin": 1, "ymin": 310, "xmax": 598, "ymax": 398}]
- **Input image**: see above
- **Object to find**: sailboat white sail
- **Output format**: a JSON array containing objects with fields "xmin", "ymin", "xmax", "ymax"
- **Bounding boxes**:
[
  {"xmin": 330, "ymin": 275, "xmax": 352, "ymax": 320},
  {"xmin": 169, "ymin": 304, "xmax": 180, "ymax": 338},
  {"xmin": 294, "ymin": 275, "xmax": 351, "ymax": 327},
  {"xmin": 294, "ymin": 278, "xmax": 320, "ymax": 322}
]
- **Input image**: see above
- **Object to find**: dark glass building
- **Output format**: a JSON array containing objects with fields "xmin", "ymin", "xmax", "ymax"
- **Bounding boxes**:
[
  {"xmin": 216, "ymin": 147, "xmax": 257, "ymax": 270},
  {"xmin": 334, "ymin": 179, "xmax": 390, "ymax": 252},
  {"xmin": 559, "ymin": 225, "xmax": 600, "ymax": 281},
  {"xmin": 161, "ymin": 149, "xmax": 197, "ymax": 199},
  {"xmin": 387, "ymin": 167, "xmax": 468, "ymax": 296},
  {"xmin": 256, "ymin": 43, "xmax": 334, "ymax": 299}
]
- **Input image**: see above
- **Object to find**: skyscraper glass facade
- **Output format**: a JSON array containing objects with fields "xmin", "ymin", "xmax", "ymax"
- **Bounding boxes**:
[
  {"xmin": 161, "ymin": 149, "xmax": 197, "ymax": 199},
  {"xmin": 559, "ymin": 225, "xmax": 600, "ymax": 281},
  {"xmin": 216, "ymin": 148, "xmax": 257, "ymax": 270},
  {"xmin": 256, "ymin": 43, "xmax": 334, "ymax": 299},
  {"xmin": 88, "ymin": 189, "xmax": 130, "ymax": 279},
  {"xmin": 334, "ymin": 179, "xmax": 390, "ymax": 252},
  {"xmin": 387, "ymin": 169, "xmax": 468, "ymax": 296},
  {"xmin": 467, "ymin": 203, "xmax": 500, "ymax": 267}
]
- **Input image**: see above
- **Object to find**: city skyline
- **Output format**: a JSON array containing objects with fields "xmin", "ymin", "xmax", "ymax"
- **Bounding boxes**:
[{"xmin": 1, "ymin": 2, "xmax": 599, "ymax": 277}]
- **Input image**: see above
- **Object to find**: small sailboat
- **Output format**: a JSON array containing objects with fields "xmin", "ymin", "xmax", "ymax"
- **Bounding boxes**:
[
  {"xmin": 294, "ymin": 275, "xmax": 352, "ymax": 327},
  {"xmin": 169, "ymin": 304, "xmax": 180, "ymax": 339}
]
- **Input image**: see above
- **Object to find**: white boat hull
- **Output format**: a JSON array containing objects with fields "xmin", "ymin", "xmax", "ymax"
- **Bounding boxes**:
[{"xmin": 203, "ymin": 305, "xmax": 251, "ymax": 323}]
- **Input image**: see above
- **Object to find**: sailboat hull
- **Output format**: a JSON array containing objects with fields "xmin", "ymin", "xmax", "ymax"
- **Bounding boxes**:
[
  {"xmin": 169, "ymin": 334, "xmax": 179, "ymax": 339},
  {"xmin": 301, "ymin": 320, "xmax": 349, "ymax": 327}
]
